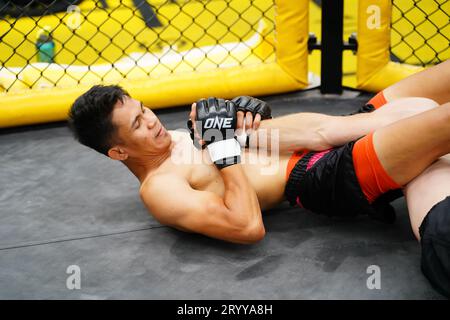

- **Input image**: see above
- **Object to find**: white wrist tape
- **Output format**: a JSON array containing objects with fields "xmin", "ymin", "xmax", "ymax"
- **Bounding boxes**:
[
  {"xmin": 207, "ymin": 139, "xmax": 241, "ymax": 163},
  {"xmin": 235, "ymin": 131, "xmax": 248, "ymax": 148},
  {"xmin": 236, "ymin": 117, "xmax": 247, "ymax": 148}
]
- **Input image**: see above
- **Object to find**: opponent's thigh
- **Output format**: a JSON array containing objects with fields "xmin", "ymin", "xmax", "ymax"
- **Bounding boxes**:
[
  {"xmin": 372, "ymin": 102, "xmax": 450, "ymax": 185},
  {"xmin": 384, "ymin": 59, "xmax": 450, "ymax": 104},
  {"xmin": 404, "ymin": 154, "xmax": 450, "ymax": 240}
]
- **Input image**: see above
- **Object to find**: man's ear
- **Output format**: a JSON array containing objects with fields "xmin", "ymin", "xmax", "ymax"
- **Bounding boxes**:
[{"xmin": 108, "ymin": 146, "xmax": 128, "ymax": 161}]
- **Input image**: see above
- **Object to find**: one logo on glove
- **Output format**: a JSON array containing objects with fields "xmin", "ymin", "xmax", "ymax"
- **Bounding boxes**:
[{"xmin": 204, "ymin": 117, "xmax": 234, "ymax": 130}]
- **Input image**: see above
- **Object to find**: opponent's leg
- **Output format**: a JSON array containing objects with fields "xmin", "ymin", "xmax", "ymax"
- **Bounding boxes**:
[
  {"xmin": 372, "ymin": 102, "xmax": 450, "ymax": 186},
  {"xmin": 383, "ymin": 59, "xmax": 450, "ymax": 105},
  {"xmin": 404, "ymin": 155, "xmax": 450, "ymax": 298},
  {"xmin": 356, "ymin": 106, "xmax": 450, "ymax": 297},
  {"xmin": 338, "ymin": 97, "xmax": 438, "ymax": 148},
  {"xmin": 404, "ymin": 154, "xmax": 450, "ymax": 240},
  {"xmin": 364, "ymin": 60, "xmax": 450, "ymax": 110}
]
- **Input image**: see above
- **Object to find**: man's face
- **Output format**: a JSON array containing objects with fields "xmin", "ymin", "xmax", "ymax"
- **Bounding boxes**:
[{"xmin": 110, "ymin": 96, "xmax": 171, "ymax": 159}]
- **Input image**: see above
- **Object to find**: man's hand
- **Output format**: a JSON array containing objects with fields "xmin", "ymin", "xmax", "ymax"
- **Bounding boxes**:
[
  {"xmin": 192, "ymin": 97, "xmax": 241, "ymax": 169},
  {"xmin": 232, "ymin": 96, "xmax": 272, "ymax": 132},
  {"xmin": 188, "ymin": 96, "xmax": 272, "ymax": 149}
]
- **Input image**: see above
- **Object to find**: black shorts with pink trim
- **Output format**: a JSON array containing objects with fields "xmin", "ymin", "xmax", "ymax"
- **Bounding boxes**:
[{"xmin": 284, "ymin": 141, "xmax": 402, "ymax": 222}]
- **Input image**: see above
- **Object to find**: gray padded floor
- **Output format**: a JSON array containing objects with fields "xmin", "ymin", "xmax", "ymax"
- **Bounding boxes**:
[{"xmin": 0, "ymin": 90, "xmax": 444, "ymax": 299}]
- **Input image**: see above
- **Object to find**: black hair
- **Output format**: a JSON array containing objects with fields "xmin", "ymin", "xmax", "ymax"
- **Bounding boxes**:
[{"xmin": 68, "ymin": 85, "xmax": 129, "ymax": 156}]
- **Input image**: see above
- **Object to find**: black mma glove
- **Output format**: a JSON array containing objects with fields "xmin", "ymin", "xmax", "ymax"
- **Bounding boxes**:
[
  {"xmin": 196, "ymin": 97, "xmax": 241, "ymax": 169},
  {"xmin": 231, "ymin": 96, "xmax": 272, "ymax": 120},
  {"xmin": 231, "ymin": 96, "xmax": 272, "ymax": 147}
]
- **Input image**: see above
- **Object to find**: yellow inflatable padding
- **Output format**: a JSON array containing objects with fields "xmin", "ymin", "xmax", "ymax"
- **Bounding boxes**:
[
  {"xmin": 275, "ymin": 0, "xmax": 308, "ymax": 83},
  {"xmin": 0, "ymin": 62, "xmax": 302, "ymax": 127},
  {"xmin": 357, "ymin": 0, "xmax": 423, "ymax": 92}
]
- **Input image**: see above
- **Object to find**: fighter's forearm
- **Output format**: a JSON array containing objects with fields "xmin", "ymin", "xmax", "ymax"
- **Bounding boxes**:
[{"xmin": 252, "ymin": 112, "xmax": 342, "ymax": 153}]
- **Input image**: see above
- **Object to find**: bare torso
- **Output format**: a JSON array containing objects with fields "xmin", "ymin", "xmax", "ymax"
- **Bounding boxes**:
[{"xmin": 141, "ymin": 130, "xmax": 292, "ymax": 210}]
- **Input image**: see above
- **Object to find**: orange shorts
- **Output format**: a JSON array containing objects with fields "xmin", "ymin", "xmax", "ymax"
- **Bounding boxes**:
[
  {"xmin": 367, "ymin": 91, "xmax": 388, "ymax": 110},
  {"xmin": 352, "ymin": 132, "xmax": 401, "ymax": 203}
]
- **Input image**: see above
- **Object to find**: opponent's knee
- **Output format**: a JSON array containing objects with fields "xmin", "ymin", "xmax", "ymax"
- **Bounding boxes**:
[
  {"xmin": 402, "ymin": 97, "xmax": 439, "ymax": 112},
  {"xmin": 419, "ymin": 196, "xmax": 450, "ymax": 298},
  {"xmin": 417, "ymin": 97, "xmax": 439, "ymax": 109}
]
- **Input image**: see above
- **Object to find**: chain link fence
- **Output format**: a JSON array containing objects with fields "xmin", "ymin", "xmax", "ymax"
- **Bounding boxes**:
[
  {"xmin": 391, "ymin": 0, "xmax": 450, "ymax": 66},
  {"xmin": 0, "ymin": 0, "xmax": 275, "ymax": 92}
]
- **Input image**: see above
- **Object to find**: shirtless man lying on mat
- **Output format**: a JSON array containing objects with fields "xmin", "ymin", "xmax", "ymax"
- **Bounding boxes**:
[{"xmin": 68, "ymin": 59, "xmax": 450, "ymax": 297}]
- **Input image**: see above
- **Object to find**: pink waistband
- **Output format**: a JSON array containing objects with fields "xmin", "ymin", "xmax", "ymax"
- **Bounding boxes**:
[{"xmin": 306, "ymin": 150, "xmax": 331, "ymax": 171}]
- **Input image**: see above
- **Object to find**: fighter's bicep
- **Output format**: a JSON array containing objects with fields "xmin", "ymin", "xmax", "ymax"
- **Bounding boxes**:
[{"xmin": 140, "ymin": 175, "xmax": 243, "ymax": 240}]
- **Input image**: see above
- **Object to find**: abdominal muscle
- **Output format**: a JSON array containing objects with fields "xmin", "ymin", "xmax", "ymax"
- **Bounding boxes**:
[
  {"xmin": 165, "ymin": 131, "xmax": 292, "ymax": 211},
  {"xmin": 240, "ymin": 150, "xmax": 291, "ymax": 210}
]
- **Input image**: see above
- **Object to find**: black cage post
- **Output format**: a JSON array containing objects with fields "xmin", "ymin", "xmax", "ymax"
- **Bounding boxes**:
[{"xmin": 320, "ymin": 0, "xmax": 344, "ymax": 94}]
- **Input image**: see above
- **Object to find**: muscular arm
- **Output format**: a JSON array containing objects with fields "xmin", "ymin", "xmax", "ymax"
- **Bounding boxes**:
[
  {"xmin": 141, "ymin": 165, "xmax": 264, "ymax": 244},
  {"xmin": 253, "ymin": 97, "xmax": 438, "ymax": 153}
]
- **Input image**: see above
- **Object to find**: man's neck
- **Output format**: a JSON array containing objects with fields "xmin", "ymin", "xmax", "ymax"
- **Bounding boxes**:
[{"xmin": 123, "ymin": 140, "xmax": 175, "ymax": 184}]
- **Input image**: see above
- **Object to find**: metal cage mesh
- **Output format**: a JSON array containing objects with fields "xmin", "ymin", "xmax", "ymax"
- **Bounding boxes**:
[{"xmin": 0, "ymin": 0, "xmax": 276, "ymax": 92}]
